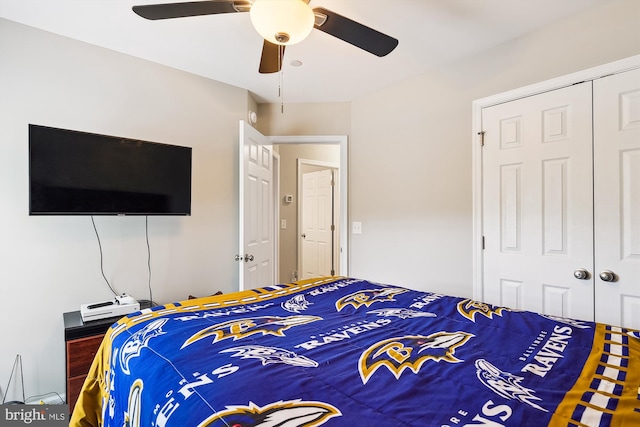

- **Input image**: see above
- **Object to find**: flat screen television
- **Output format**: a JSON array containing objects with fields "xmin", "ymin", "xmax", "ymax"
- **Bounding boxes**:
[{"xmin": 29, "ymin": 124, "xmax": 192, "ymax": 215}]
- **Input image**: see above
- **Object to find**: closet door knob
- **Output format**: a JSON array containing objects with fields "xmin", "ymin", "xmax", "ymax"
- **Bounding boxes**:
[
  {"xmin": 573, "ymin": 268, "xmax": 590, "ymax": 280},
  {"xmin": 599, "ymin": 270, "xmax": 617, "ymax": 282}
]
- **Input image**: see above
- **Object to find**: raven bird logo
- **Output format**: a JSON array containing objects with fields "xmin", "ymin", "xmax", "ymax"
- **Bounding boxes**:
[
  {"xmin": 282, "ymin": 294, "xmax": 313, "ymax": 314},
  {"xmin": 475, "ymin": 359, "xmax": 548, "ymax": 412},
  {"xmin": 335, "ymin": 288, "xmax": 409, "ymax": 312},
  {"xmin": 221, "ymin": 345, "xmax": 318, "ymax": 368},
  {"xmin": 181, "ymin": 316, "xmax": 322, "ymax": 348},
  {"xmin": 199, "ymin": 400, "xmax": 341, "ymax": 427},
  {"xmin": 457, "ymin": 299, "xmax": 506, "ymax": 322},
  {"xmin": 359, "ymin": 331, "xmax": 473, "ymax": 384},
  {"xmin": 119, "ymin": 318, "xmax": 168, "ymax": 375}
]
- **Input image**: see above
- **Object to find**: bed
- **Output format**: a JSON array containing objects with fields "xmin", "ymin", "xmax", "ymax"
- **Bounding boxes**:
[{"xmin": 70, "ymin": 276, "xmax": 640, "ymax": 426}]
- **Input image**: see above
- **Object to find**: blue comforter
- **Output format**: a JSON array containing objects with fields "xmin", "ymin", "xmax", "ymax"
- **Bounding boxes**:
[{"xmin": 71, "ymin": 277, "xmax": 640, "ymax": 426}]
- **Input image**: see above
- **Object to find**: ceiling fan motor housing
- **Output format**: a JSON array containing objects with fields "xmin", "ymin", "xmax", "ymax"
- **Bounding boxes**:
[{"xmin": 250, "ymin": 0, "xmax": 315, "ymax": 45}]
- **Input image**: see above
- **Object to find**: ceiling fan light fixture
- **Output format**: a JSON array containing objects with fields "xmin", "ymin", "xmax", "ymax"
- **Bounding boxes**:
[{"xmin": 250, "ymin": 0, "xmax": 315, "ymax": 46}]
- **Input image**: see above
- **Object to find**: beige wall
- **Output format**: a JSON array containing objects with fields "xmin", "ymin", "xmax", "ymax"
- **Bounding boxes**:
[
  {"xmin": 348, "ymin": 0, "xmax": 640, "ymax": 296},
  {"xmin": 256, "ymin": 102, "xmax": 350, "ymax": 136},
  {"xmin": 0, "ymin": 18, "xmax": 249, "ymax": 401}
]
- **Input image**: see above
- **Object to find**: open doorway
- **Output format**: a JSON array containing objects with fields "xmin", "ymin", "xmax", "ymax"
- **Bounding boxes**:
[
  {"xmin": 271, "ymin": 136, "xmax": 347, "ymax": 283},
  {"xmin": 239, "ymin": 124, "xmax": 347, "ymax": 290}
]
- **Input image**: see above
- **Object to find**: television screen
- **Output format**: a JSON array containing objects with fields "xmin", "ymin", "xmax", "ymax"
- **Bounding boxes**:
[{"xmin": 29, "ymin": 124, "xmax": 192, "ymax": 215}]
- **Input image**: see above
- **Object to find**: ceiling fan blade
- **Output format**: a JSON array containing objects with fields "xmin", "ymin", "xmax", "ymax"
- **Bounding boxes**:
[
  {"xmin": 312, "ymin": 7, "xmax": 398, "ymax": 57},
  {"xmin": 259, "ymin": 40, "xmax": 285, "ymax": 74},
  {"xmin": 132, "ymin": 1, "xmax": 250, "ymax": 20}
]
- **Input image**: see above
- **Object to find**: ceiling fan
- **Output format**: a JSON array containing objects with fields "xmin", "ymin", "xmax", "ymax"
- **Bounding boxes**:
[{"xmin": 132, "ymin": 0, "xmax": 399, "ymax": 74}]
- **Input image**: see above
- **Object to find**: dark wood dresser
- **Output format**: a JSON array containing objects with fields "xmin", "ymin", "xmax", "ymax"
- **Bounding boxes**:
[{"xmin": 63, "ymin": 303, "xmax": 151, "ymax": 414}]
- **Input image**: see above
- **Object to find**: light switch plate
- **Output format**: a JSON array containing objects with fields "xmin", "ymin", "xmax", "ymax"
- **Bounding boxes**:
[{"xmin": 352, "ymin": 221, "xmax": 362, "ymax": 234}]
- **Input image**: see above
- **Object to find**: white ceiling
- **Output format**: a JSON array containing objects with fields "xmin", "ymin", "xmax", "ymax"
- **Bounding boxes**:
[{"xmin": 0, "ymin": 0, "xmax": 610, "ymax": 103}]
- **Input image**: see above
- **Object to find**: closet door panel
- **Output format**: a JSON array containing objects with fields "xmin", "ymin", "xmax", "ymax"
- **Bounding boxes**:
[
  {"xmin": 593, "ymin": 68, "xmax": 640, "ymax": 328},
  {"xmin": 482, "ymin": 82, "xmax": 594, "ymax": 320}
]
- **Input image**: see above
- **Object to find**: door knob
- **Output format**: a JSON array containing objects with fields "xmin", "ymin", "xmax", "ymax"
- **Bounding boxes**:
[
  {"xmin": 573, "ymin": 268, "xmax": 590, "ymax": 280},
  {"xmin": 599, "ymin": 270, "xmax": 617, "ymax": 282},
  {"xmin": 244, "ymin": 254, "xmax": 254, "ymax": 262},
  {"xmin": 234, "ymin": 254, "xmax": 244, "ymax": 261},
  {"xmin": 301, "ymin": 233, "xmax": 306, "ymax": 239}
]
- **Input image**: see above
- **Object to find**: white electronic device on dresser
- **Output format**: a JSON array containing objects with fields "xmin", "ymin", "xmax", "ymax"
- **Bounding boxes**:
[{"xmin": 80, "ymin": 293, "xmax": 140, "ymax": 322}]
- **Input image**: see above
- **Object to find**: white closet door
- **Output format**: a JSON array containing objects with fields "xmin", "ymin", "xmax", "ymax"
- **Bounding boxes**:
[
  {"xmin": 593, "ymin": 68, "xmax": 640, "ymax": 328},
  {"xmin": 482, "ymin": 82, "xmax": 594, "ymax": 320}
]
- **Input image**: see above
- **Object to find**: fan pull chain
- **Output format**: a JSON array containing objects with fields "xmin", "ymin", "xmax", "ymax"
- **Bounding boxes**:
[
  {"xmin": 278, "ymin": 45, "xmax": 284, "ymax": 114},
  {"xmin": 280, "ymin": 74, "xmax": 284, "ymax": 114}
]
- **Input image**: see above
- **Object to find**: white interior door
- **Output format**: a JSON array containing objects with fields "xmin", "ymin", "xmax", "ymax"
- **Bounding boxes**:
[
  {"xmin": 593, "ymin": 68, "xmax": 640, "ymax": 328},
  {"xmin": 239, "ymin": 120, "xmax": 275, "ymax": 290},
  {"xmin": 482, "ymin": 82, "xmax": 595, "ymax": 320},
  {"xmin": 300, "ymin": 168, "xmax": 334, "ymax": 279}
]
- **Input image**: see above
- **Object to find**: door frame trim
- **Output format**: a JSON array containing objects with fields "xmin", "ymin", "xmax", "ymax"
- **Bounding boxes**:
[
  {"xmin": 471, "ymin": 54, "xmax": 640, "ymax": 302},
  {"xmin": 269, "ymin": 135, "xmax": 349, "ymax": 277}
]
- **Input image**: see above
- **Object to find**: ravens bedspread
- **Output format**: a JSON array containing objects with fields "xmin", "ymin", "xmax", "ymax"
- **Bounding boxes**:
[{"xmin": 71, "ymin": 277, "xmax": 640, "ymax": 426}]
